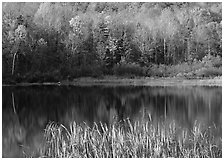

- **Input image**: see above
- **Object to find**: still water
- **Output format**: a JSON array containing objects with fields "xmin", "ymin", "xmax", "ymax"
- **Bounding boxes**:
[{"xmin": 2, "ymin": 85, "xmax": 222, "ymax": 157}]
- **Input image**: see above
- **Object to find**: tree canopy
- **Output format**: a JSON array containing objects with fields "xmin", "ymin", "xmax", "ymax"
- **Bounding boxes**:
[{"xmin": 2, "ymin": 2, "xmax": 222, "ymax": 82}]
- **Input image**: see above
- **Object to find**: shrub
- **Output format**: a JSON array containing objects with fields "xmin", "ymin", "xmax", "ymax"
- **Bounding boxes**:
[
  {"xmin": 202, "ymin": 55, "xmax": 222, "ymax": 68},
  {"xmin": 113, "ymin": 63, "xmax": 144, "ymax": 77},
  {"xmin": 70, "ymin": 65, "xmax": 103, "ymax": 79},
  {"xmin": 25, "ymin": 70, "xmax": 61, "ymax": 83},
  {"xmin": 211, "ymin": 56, "xmax": 222, "ymax": 68},
  {"xmin": 43, "ymin": 71, "xmax": 61, "ymax": 82},
  {"xmin": 15, "ymin": 74, "xmax": 25, "ymax": 83},
  {"xmin": 147, "ymin": 64, "xmax": 163, "ymax": 77},
  {"xmin": 26, "ymin": 72, "xmax": 42, "ymax": 83},
  {"xmin": 194, "ymin": 67, "xmax": 222, "ymax": 77}
]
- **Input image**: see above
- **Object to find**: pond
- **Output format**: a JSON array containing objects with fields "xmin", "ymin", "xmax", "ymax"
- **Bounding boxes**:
[{"xmin": 2, "ymin": 85, "xmax": 222, "ymax": 157}]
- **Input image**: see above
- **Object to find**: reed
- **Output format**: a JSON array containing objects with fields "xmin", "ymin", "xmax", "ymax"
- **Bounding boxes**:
[{"xmin": 41, "ymin": 119, "xmax": 222, "ymax": 158}]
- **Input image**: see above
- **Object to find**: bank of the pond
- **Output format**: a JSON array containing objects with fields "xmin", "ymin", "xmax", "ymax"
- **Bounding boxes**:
[{"xmin": 2, "ymin": 76, "xmax": 222, "ymax": 87}]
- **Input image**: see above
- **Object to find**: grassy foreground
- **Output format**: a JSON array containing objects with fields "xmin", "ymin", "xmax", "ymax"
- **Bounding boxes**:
[{"xmin": 40, "ymin": 119, "xmax": 222, "ymax": 158}]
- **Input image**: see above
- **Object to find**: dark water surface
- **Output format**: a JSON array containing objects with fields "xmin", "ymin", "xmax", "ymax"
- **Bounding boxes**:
[{"xmin": 2, "ymin": 85, "xmax": 222, "ymax": 157}]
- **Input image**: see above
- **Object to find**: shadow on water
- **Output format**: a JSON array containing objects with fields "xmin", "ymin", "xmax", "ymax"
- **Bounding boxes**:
[{"xmin": 2, "ymin": 85, "xmax": 222, "ymax": 157}]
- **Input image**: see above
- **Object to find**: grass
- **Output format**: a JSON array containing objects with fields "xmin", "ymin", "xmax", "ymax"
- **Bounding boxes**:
[{"xmin": 40, "ymin": 119, "xmax": 222, "ymax": 158}]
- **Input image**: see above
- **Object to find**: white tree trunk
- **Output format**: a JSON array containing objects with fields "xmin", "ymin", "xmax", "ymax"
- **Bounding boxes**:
[
  {"xmin": 164, "ymin": 38, "xmax": 166, "ymax": 64},
  {"xmin": 11, "ymin": 41, "xmax": 20, "ymax": 76},
  {"xmin": 164, "ymin": 38, "xmax": 166, "ymax": 76},
  {"xmin": 12, "ymin": 52, "xmax": 17, "ymax": 75},
  {"xmin": 208, "ymin": 42, "xmax": 211, "ymax": 56}
]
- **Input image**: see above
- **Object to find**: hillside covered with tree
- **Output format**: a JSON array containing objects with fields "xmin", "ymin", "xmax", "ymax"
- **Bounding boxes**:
[{"xmin": 2, "ymin": 2, "xmax": 222, "ymax": 83}]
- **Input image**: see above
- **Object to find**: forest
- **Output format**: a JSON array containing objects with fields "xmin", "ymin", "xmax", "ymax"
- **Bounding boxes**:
[{"xmin": 2, "ymin": 2, "xmax": 222, "ymax": 83}]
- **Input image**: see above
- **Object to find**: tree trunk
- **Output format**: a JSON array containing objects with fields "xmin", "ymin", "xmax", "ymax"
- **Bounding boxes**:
[
  {"xmin": 187, "ymin": 38, "xmax": 192, "ymax": 62},
  {"xmin": 12, "ymin": 52, "xmax": 17, "ymax": 75},
  {"xmin": 164, "ymin": 38, "xmax": 166, "ymax": 77},
  {"xmin": 155, "ymin": 47, "xmax": 157, "ymax": 64},
  {"xmin": 173, "ymin": 47, "xmax": 176, "ymax": 64},
  {"xmin": 11, "ymin": 41, "xmax": 20, "ymax": 76},
  {"xmin": 208, "ymin": 42, "xmax": 211, "ymax": 56},
  {"xmin": 186, "ymin": 38, "xmax": 189, "ymax": 61},
  {"xmin": 164, "ymin": 38, "xmax": 166, "ymax": 64}
]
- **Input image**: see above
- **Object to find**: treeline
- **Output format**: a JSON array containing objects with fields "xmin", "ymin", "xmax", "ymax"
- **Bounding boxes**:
[{"xmin": 2, "ymin": 2, "xmax": 222, "ymax": 83}]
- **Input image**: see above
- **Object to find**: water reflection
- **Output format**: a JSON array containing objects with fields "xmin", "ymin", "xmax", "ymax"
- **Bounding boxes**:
[{"xmin": 2, "ymin": 85, "xmax": 222, "ymax": 157}]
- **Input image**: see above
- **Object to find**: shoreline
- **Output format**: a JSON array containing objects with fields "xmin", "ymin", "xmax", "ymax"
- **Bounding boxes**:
[{"xmin": 2, "ymin": 76, "xmax": 222, "ymax": 87}]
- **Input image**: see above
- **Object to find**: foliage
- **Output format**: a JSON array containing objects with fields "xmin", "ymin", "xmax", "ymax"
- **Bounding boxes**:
[
  {"xmin": 2, "ymin": 2, "xmax": 222, "ymax": 83},
  {"xmin": 194, "ymin": 67, "xmax": 222, "ymax": 77},
  {"xmin": 113, "ymin": 63, "xmax": 144, "ymax": 77}
]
